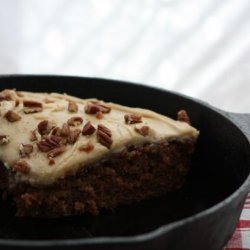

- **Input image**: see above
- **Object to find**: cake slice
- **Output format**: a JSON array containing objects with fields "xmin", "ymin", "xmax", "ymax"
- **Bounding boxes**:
[{"xmin": 0, "ymin": 89, "xmax": 199, "ymax": 217}]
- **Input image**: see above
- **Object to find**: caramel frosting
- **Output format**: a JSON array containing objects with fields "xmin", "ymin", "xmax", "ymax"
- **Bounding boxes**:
[{"xmin": 0, "ymin": 89, "xmax": 199, "ymax": 186}]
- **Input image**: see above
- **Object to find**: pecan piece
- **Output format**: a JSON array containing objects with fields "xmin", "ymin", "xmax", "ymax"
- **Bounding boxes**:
[
  {"xmin": 134, "ymin": 125, "xmax": 150, "ymax": 136},
  {"xmin": 78, "ymin": 143, "xmax": 94, "ymax": 153},
  {"xmin": 85, "ymin": 102, "xmax": 111, "ymax": 114},
  {"xmin": 98, "ymin": 124, "xmax": 112, "ymax": 137},
  {"xmin": 61, "ymin": 123, "xmax": 70, "ymax": 136},
  {"xmin": 68, "ymin": 129, "xmax": 81, "ymax": 144},
  {"xmin": 124, "ymin": 114, "xmax": 142, "ymax": 124},
  {"xmin": 37, "ymin": 140, "xmax": 53, "ymax": 152},
  {"xmin": 67, "ymin": 117, "xmax": 83, "ymax": 126},
  {"xmin": 96, "ymin": 111, "xmax": 103, "ymax": 119},
  {"xmin": 23, "ymin": 100, "xmax": 43, "ymax": 114},
  {"xmin": 97, "ymin": 124, "xmax": 112, "ymax": 149},
  {"xmin": 37, "ymin": 120, "xmax": 54, "ymax": 135},
  {"xmin": 49, "ymin": 158, "xmax": 55, "ymax": 165},
  {"xmin": 82, "ymin": 121, "xmax": 96, "ymax": 136},
  {"xmin": 51, "ymin": 127, "xmax": 61, "ymax": 136},
  {"xmin": 38, "ymin": 120, "xmax": 48, "ymax": 135},
  {"xmin": 4, "ymin": 110, "xmax": 21, "ymax": 122},
  {"xmin": 37, "ymin": 135, "xmax": 62, "ymax": 152},
  {"xmin": 15, "ymin": 99, "xmax": 20, "ymax": 107},
  {"xmin": 30, "ymin": 129, "xmax": 39, "ymax": 141},
  {"xmin": 19, "ymin": 144, "xmax": 34, "ymax": 158},
  {"xmin": 47, "ymin": 145, "xmax": 66, "ymax": 158},
  {"xmin": 177, "ymin": 110, "xmax": 191, "ymax": 125},
  {"xmin": 12, "ymin": 160, "xmax": 30, "ymax": 174},
  {"xmin": 48, "ymin": 135, "xmax": 62, "ymax": 146},
  {"xmin": 0, "ymin": 135, "xmax": 10, "ymax": 145},
  {"xmin": 68, "ymin": 101, "xmax": 78, "ymax": 113}
]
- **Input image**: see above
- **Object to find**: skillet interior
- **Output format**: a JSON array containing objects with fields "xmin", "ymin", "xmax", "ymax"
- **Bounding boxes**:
[{"xmin": 0, "ymin": 75, "xmax": 249, "ymax": 241}]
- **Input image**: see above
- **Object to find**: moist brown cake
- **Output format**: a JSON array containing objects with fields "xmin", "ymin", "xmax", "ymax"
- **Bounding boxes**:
[{"xmin": 0, "ymin": 89, "xmax": 199, "ymax": 217}]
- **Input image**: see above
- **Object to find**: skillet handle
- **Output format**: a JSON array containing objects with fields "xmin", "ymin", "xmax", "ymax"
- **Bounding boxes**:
[{"xmin": 223, "ymin": 112, "xmax": 250, "ymax": 141}]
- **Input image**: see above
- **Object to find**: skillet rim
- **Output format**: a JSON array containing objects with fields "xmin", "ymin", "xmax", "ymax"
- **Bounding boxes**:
[{"xmin": 0, "ymin": 74, "xmax": 249, "ymax": 247}]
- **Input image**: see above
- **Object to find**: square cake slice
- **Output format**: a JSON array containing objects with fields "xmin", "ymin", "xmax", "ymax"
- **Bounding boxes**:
[{"xmin": 0, "ymin": 89, "xmax": 199, "ymax": 217}]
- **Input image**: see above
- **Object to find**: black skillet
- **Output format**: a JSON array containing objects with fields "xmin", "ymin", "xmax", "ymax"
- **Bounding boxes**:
[{"xmin": 0, "ymin": 75, "xmax": 250, "ymax": 250}]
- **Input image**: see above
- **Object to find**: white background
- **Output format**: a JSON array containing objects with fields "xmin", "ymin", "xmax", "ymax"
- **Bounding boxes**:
[{"xmin": 0, "ymin": 0, "xmax": 250, "ymax": 112}]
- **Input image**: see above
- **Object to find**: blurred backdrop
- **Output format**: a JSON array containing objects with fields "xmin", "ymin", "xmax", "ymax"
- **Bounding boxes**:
[{"xmin": 0, "ymin": 0, "xmax": 249, "ymax": 112}]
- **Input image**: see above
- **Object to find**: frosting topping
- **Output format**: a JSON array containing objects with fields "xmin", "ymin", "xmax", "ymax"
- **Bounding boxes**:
[{"xmin": 0, "ymin": 89, "xmax": 199, "ymax": 186}]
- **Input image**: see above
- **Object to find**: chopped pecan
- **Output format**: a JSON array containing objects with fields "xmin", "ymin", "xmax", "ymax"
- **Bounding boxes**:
[
  {"xmin": 4, "ymin": 110, "xmax": 21, "ymax": 122},
  {"xmin": 124, "ymin": 114, "xmax": 142, "ymax": 124},
  {"xmin": 19, "ymin": 144, "xmax": 33, "ymax": 158},
  {"xmin": 134, "ymin": 125, "xmax": 150, "ymax": 136},
  {"xmin": 67, "ymin": 117, "xmax": 83, "ymax": 126},
  {"xmin": 30, "ymin": 129, "xmax": 39, "ymax": 141},
  {"xmin": 51, "ymin": 127, "xmax": 61, "ymax": 136},
  {"xmin": 12, "ymin": 160, "xmax": 30, "ymax": 174},
  {"xmin": 68, "ymin": 129, "xmax": 81, "ymax": 144},
  {"xmin": 78, "ymin": 143, "xmax": 94, "ymax": 153},
  {"xmin": 47, "ymin": 145, "xmax": 66, "ymax": 158},
  {"xmin": 97, "ymin": 124, "xmax": 112, "ymax": 149},
  {"xmin": 68, "ymin": 101, "xmax": 78, "ymax": 113},
  {"xmin": 177, "ymin": 110, "xmax": 191, "ymax": 125},
  {"xmin": 45, "ymin": 135, "xmax": 62, "ymax": 147},
  {"xmin": 37, "ymin": 120, "xmax": 54, "ymax": 135},
  {"xmin": 15, "ymin": 99, "xmax": 20, "ymax": 107},
  {"xmin": 49, "ymin": 158, "xmax": 55, "ymax": 165},
  {"xmin": 98, "ymin": 124, "xmax": 112, "ymax": 137},
  {"xmin": 37, "ymin": 135, "xmax": 62, "ymax": 152},
  {"xmin": 48, "ymin": 135, "xmax": 62, "ymax": 145},
  {"xmin": 61, "ymin": 123, "xmax": 70, "ymax": 136},
  {"xmin": 96, "ymin": 111, "xmax": 103, "ymax": 119},
  {"xmin": 84, "ymin": 101, "xmax": 111, "ymax": 114},
  {"xmin": 37, "ymin": 140, "xmax": 53, "ymax": 152},
  {"xmin": 0, "ymin": 135, "xmax": 10, "ymax": 145},
  {"xmin": 23, "ymin": 100, "xmax": 43, "ymax": 114},
  {"xmin": 82, "ymin": 121, "xmax": 96, "ymax": 136},
  {"xmin": 38, "ymin": 120, "xmax": 48, "ymax": 134}
]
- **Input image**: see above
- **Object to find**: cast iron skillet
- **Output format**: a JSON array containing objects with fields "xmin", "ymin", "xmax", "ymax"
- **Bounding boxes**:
[{"xmin": 0, "ymin": 75, "xmax": 250, "ymax": 250}]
